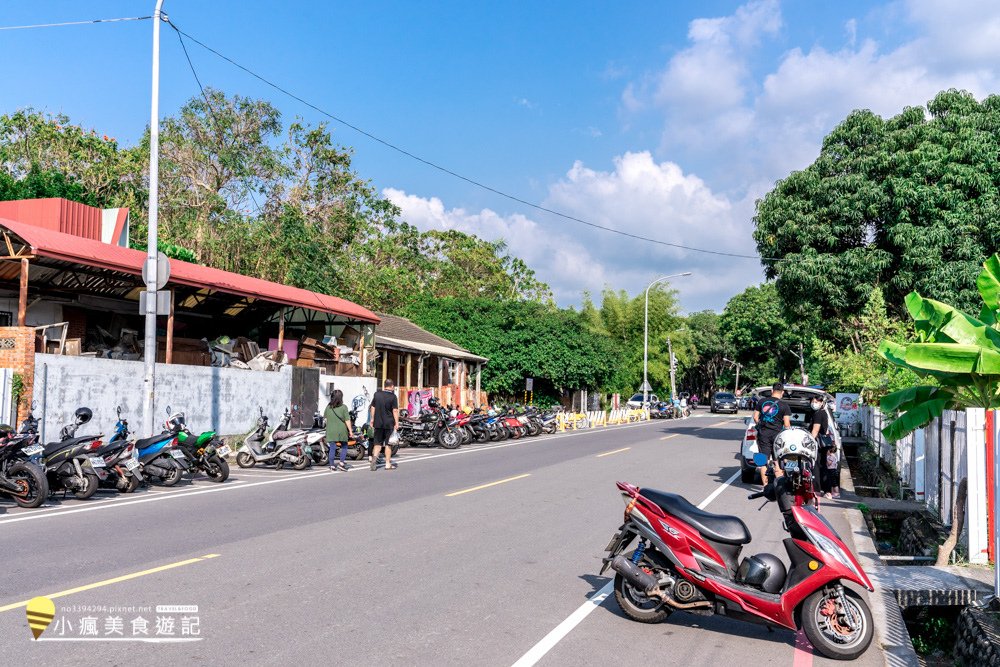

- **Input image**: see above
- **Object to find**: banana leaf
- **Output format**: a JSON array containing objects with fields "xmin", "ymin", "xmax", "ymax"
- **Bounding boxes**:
[
  {"xmin": 881, "ymin": 396, "xmax": 951, "ymax": 442},
  {"xmin": 978, "ymin": 254, "xmax": 1000, "ymax": 315},
  {"xmin": 879, "ymin": 385, "xmax": 952, "ymax": 413},
  {"xmin": 903, "ymin": 293, "xmax": 1000, "ymax": 349},
  {"xmin": 878, "ymin": 340, "xmax": 964, "ymax": 382},
  {"xmin": 903, "ymin": 343, "xmax": 1000, "ymax": 375}
]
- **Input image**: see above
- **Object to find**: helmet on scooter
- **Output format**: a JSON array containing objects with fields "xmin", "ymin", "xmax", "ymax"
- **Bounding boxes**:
[
  {"xmin": 74, "ymin": 407, "xmax": 93, "ymax": 425},
  {"xmin": 737, "ymin": 553, "xmax": 787, "ymax": 593},
  {"xmin": 773, "ymin": 427, "xmax": 817, "ymax": 462},
  {"xmin": 427, "ymin": 398, "xmax": 440, "ymax": 408}
]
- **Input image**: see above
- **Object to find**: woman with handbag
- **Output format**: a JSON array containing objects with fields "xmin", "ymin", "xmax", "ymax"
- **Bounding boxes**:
[{"xmin": 325, "ymin": 390, "xmax": 354, "ymax": 471}]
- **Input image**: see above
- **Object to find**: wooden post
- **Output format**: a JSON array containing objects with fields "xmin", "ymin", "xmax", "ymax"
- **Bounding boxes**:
[
  {"xmin": 17, "ymin": 258, "xmax": 29, "ymax": 326},
  {"xmin": 165, "ymin": 291, "xmax": 175, "ymax": 364},
  {"xmin": 406, "ymin": 353, "xmax": 413, "ymax": 391},
  {"xmin": 417, "ymin": 355, "xmax": 424, "ymax": 390},
  {"xmin": 381, "ymin": 348, "xmax": 388, "ymax": 386},
  {"xmin": 276, "ymin": 307, "xmax": 285, "ymax": 353}
]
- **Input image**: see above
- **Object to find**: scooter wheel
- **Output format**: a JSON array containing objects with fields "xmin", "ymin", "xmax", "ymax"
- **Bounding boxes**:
[
  {"xmin": 236, "ymin": 451, "xmax": 255, "ymax": 468},
  {"xmin": 73, "ymin": 473, "xmax": 100, "ymax": 500},
  {"xmin": 613, "ymin": 552, "xmax": 671, "ymax": 624},
  {"xmin": 801, "ymin": 587, "xmax": 873, "ymax": 660},
  {"xmin": 292, "ymin": 455, "xmax": 310, "ymax": 471}
]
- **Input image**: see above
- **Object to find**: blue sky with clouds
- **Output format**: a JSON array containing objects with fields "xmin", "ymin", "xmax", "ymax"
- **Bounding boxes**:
[{"xmin": 2, "ymin": 1, "xmax": 999, "ymax": 311}]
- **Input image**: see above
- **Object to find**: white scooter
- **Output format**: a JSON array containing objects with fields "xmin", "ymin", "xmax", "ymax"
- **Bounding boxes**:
[{"xmin": 235, "ymin": 407, "xmax": 313, "ymax": 470}]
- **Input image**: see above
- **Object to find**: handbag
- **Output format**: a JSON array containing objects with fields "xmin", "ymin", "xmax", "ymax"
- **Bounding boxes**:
[{"xmin": 388, "ymin": 429, "xmax": 400, "ymax": 446}]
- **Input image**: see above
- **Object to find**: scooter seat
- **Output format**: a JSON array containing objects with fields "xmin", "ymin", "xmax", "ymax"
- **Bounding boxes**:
[
  {"xmin": 272, "ymin": 430, "xmax": 298, "ymax": 440},
  {"xmin": 640, "ymin": 488, "xmax": 751, "ymax": 546},
  {"xmin": 135, "ymin": 434, "xmax": 172, "ymax": 451}
]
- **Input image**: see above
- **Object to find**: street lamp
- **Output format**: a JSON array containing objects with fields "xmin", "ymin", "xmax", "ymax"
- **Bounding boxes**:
[
  {"xmin": 142, "ymin": 0, "xmax": 167, "ymax": 437},
  {"xmin": 643, "ymin": 272, "xmax": 692, "ymax": 406}
]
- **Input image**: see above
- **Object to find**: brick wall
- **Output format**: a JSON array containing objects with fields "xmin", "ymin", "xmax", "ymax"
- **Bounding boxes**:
[{"xmin": 0, "ymin": 327, "xmax": 35, "ymax": 422}]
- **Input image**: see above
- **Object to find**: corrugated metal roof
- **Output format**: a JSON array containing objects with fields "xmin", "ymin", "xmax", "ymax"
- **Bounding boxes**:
[
  {"xmin": 0, "ymin": 217, "xmax": 380, "ymax": 323},
  {"xmin": 0, "ymin": 198, "xmax": 102, "ymax": 240},
  {"xmin": 374, "ymin": 313, "xmax": 487, "ymax": 362}
]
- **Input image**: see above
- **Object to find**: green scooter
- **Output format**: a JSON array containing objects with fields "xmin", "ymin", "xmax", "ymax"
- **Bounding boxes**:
[{"xmin": 165, "ymin": 410, "xmax": 230, "ymax": 482}]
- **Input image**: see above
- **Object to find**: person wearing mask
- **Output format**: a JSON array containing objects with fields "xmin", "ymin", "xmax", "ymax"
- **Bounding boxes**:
[
  {"xmin": 753, "ymin": 382, "xmax": 792, "ymax": 485},
  {"xmin": 810, "ymin": 397, "xmax": 840, "ymax": 498},
  {"xmin": 324, "ymin": 390, "xmax": 353, "ymax": 472},
  {"xmin": 369, "ymin": 379, "xmax": 399, "ymax": 471}
]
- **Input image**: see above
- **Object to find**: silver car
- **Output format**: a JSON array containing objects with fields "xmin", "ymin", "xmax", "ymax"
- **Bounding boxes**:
[{"xmin": 738, "ymin": 385, "xmax": 842, "ymax": 484}]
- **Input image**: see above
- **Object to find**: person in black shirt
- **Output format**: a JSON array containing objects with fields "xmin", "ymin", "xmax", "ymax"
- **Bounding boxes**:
[
  {"xmin": 753, "ymin": 382, "xmax": 791, "ymax": 485},
  {"xmin": 810, "ymin": 396, "xmax": 839, "ymax": 498},
  {"xmin": 369, "ymin": 379, "xmax": 400, "ymax": 471}
]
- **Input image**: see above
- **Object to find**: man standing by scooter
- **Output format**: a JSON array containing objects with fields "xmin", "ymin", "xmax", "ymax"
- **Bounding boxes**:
[
  {"xmin": 754, "ymin": 382, "xmax": 791, "ymax": 485},
  {"xmin": 369, "ymin": 379, "xmax": 399, "ymax": 471}
]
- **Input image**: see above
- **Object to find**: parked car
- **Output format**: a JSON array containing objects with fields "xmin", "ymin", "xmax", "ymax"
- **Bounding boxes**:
[
  {"xmin": 625, "ymin": 393, "xmax": 659, "ymax": 409},
  {"xmin": 710, "ymin": 392, "xmax": 738, "ymax": 414},
  {"xmin": 738, "ymin": 395, "xmax": 755, "ymax": 410},
  {"xmin": 739, "ymin": 385, "xmax": 841, "ymax": 484}
]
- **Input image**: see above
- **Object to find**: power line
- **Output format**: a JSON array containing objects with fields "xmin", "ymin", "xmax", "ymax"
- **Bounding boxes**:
[
  {"xmin": 166, "ymin": 21, "xmax": 767, "ymax": 262},
  {"xmin": 0, "ymin": 16, "xmax": 151, "ymax": 31}
]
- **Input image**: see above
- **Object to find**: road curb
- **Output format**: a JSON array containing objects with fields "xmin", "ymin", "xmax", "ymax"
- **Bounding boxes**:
[{"xmin": 839, "ymin": 466, "xmax": 919, "ymax": 667}]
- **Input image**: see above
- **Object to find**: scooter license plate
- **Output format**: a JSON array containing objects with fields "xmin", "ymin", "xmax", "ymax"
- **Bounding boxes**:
[
  {"xmin": 124, "ymin": 458, "xmax": 140, "ymax": 471},
  {"xmin": 604, "ymin": 525, "xmax": 630, "ymax": 553},
  {"xmin": 216, "ymin": 444, "xmax": 231, "ymax": 458},
  {"xmin": 170, "ymin": 450, "xmax": 186, "ymax": 459},
  {"xmin": 21, "ymin": 444, "xmax": 43, "ymax": 456},
  {"xmin": 89, "ymin": 456, "xmax": 106, "ymax": 468},
  {"xmin": 784, "ymin": 460, "xmax": 800, "ymax": 472}
]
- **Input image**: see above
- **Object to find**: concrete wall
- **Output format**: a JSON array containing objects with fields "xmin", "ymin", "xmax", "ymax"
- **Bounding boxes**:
[{"xmin": 33, "ymin": 354, "xmax": 294, "ymax": 441}]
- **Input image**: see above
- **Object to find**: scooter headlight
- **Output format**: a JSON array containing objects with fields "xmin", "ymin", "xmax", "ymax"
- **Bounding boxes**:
[{"xmin": 801, "ymin": 524, "xmax": 864, "ymax": 582}]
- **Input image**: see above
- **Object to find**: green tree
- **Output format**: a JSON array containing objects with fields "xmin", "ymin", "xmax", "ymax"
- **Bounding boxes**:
[
  {"xmin": 720, "ymin": 283, "xmax": 801, "ymax": 389},
  {"xmin": 679, "ymin": 311, "xmax": 728, "ymax": 395},
  {"xmin": 754, "ymin": 89, "xmax": 1000, "ymax": 337}
]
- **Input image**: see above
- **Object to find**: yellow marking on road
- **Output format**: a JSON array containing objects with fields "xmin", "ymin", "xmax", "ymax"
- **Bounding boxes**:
[
  {"xmin": 446, "ymin": 473, "xmax": 531, "ymax": 497},
  {"xmin": 596, "ymin": 447, "xmax": 631, "ymax": 458},
  {"xmin": 659, "ymin": 434, "xmax": 679, "ymax": 441},
  {"xmin": 0, "ymin": 554, "xmax": 221, "ymax": 613}
]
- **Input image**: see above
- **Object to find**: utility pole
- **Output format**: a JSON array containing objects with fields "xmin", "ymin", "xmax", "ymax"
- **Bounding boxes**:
[
  {"xmin": 723, "ymin": 357, "xmax": 743, "ymax": 394},
  {"xmin": 642, "ymin": 272, "xmax": 691, "ymax": 405},
  {"xmin": 142, "ymin": 0, "xmax": 166, "ymax": 437},
  {"xmin": 797, "ymin": 342, "xmax": 807, "ymax": 385},
  {"xmin": 668, "ymin": 336, "xmax": 677, "ymax": 399}
]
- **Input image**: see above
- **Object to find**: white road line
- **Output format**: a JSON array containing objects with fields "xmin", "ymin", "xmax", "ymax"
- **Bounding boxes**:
[
  {"xmin": 0, "ymin": 420, "xmax": 661, "ymax": 526},
  {"xmin": 510, "ymin": 469, "xmax": 742, "ymax": 667}
]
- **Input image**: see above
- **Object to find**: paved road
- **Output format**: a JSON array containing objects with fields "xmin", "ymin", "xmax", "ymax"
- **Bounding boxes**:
[{"xmin": 0, "ymin": 413, "xmax": 884, "ymax": 666}]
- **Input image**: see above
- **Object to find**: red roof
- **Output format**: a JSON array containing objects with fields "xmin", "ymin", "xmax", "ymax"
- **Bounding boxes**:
[{"xmin": 0, "ymin": 217, "xmax": 379, "ymax": 323}]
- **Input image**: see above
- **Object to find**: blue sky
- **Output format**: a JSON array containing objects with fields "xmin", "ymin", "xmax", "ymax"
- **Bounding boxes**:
[{"xmin": 2, "ymin": 1, "xmax": 999, "ymax": 311}]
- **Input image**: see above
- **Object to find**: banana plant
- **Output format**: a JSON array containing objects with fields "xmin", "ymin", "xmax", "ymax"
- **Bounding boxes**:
[{"xmin": 877, "ymin": 255, "xmax": 1000, "ymax": 441}]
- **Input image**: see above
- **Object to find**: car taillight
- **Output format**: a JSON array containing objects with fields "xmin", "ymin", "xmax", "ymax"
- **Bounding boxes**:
[{"xmin": 745, "ymin": 429, "xmax": 756, "ymax": 441}]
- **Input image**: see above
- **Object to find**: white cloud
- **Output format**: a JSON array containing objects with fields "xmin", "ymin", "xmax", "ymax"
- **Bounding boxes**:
[
  {"xmin": 385, "ymin": 151, "xmax": 764, "ymax": 311},
  {"xmin": 626, "ymin": 0, "xmax": 1000, "ymax": 189}
]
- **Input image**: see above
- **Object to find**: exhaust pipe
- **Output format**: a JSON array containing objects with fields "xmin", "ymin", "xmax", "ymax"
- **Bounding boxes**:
[{"xmin": 610, "ymin": 555, "xmax": 659, "ymax": 594}]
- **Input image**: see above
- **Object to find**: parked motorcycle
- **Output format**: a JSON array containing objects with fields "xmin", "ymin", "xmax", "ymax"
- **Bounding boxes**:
[
  {"xmin": 41, "ymin": 407, "xmax": 108, "ymax": 499},
  {"xmin": 600, "ymin": 428, "xmax": 874, "ymax": 660},
  {"xmin": 398, "ymin": 399, "xmax": 461, "ymax": 449},
  {"xmin": 0, "ymin": 409, "xmax": 47, "ymax": 507},
  {"xmin": 132, "ymin": 428, "xmax": 188, "ymax": 487},
  {"xmin": 97, "ymin": 410, "xmax": 144, "ymax": 493},
  {"xmin": 165, "ymin": 410, "xmax": 230, "ymax": 483},
  {"xmin": 235, "ymin": 407, "xmax": 312, "ymax": 470}
]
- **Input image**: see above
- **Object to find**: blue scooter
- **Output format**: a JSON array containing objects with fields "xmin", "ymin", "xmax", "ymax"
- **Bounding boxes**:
[{"xmin": 109, "ymin": 409, "xmax": 188, "ymax": 486}]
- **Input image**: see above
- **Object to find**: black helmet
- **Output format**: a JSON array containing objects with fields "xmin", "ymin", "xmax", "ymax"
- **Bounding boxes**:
[
  {"xmin": 74, "ymin": 407, "xmax": 93, "ymax": 425},
  {"xmin": 428, "ymin": 398, "xmax": 441, "ymax": 408},
  {"xmin": 737, "ymin": 553, "xmax": 787, "ymax": 594}
]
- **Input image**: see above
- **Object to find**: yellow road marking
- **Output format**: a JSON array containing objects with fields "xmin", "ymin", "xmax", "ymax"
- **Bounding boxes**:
[
  {"xmin": 446, "ymin": 473, "xmax": 531, "ymax": 497},
  {"xmin": 659, "ymin": 434, "xmax": 679, "ymax": 441},
  {"xmin": 0, "ymin": 554, "xmax": 221, "ymax": 613},
  {"xmin": 596, "ymin": 447, "xmax": 631, "ymax": 458}
]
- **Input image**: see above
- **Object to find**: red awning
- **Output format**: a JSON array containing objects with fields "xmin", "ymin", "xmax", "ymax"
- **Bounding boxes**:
[{"xmin": 0, "ymin": 217, "xmax": 379, "ymax": 323}]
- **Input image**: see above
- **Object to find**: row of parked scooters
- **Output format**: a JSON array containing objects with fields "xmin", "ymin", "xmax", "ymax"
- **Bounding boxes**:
[
  {"xmin": 0, "ymin": 404, "xmax": 233, "ymax": 508},
  {"xmin": 395, "ymin": 400, "xmax": 558, "ymax": 449}
]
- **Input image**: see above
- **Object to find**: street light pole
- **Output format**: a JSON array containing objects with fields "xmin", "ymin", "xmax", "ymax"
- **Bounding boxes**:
[
  {"xmin": 143, "ymin": 0, "xmax": 166, "ymax": 437},
  {"xmin": 643, "ymin": 272, "xmax": 692, "ymax": 406},
  {"xmin": 723, "ymin": 357, "xmax": 742, "ymax": 394}
]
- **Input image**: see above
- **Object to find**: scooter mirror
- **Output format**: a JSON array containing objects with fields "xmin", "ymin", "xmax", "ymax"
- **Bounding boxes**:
[
  {"xmin": 30, "ymin": 400, "xmax": 37, "ymax": 410},
  {"xmin": 744, "ymin": 417, "xmax": 753, "ymax": 426},
  {"xmin": 752, "ymin": 453, "xmax": 769, "ymax": 467},
  {"xmin": 166, "ymin": 405, "xmax": 172, "ymax": 416}
]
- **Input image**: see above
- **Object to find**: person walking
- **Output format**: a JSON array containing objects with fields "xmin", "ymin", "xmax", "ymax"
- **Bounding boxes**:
[
  {"xmin": 324, "ymin": 390, "xmax": 353, "ymax": 471},
  {"xmin": 753, "ymin": 382, "xmax": 791, "ymax": 486},
  {"xmin": 369, "ymin": 379, "xmax": 399, "ymax": 471}
]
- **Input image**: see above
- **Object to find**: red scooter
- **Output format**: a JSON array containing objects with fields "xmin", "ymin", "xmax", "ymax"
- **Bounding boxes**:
[{"xmin": 600, "ymin": 459, "xmax": 874, "ymax": 660}]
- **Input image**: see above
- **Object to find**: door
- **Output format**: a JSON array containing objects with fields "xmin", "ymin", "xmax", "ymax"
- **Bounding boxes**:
[{"xmin": 290, "ymin": 366, "xmax": 320, "ymax": 429}]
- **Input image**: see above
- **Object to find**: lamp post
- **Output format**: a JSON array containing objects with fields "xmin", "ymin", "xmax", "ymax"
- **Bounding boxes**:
[
  {"xmin": 142, "ymin": 0, "xmax": 167, "ymax": 437},
  {"xmin": 643, "ymin": 272, "xmax": 692, "ymax": 406}
]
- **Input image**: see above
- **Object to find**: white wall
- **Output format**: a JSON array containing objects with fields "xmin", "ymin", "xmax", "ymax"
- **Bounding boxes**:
[
  {"xmin": 318, "ymin": 373, "xmax": 377, "ymax": 426},
  {"xmin": 33, "ymin": 354, "xmax": 293, "ymax": 440},
  {"xmin": 0, "ymin": 298, "xmax": 62, "ymax": 328}
]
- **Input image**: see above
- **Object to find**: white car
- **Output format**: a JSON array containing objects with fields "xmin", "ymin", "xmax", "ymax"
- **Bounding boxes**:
[
  {"xmin": 738, "ymin": 385, "xmax": 841, "ymax": 483},
  {"xmin": 626, "ymin": 393, "xmax": 659, "ymax": 409}
]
